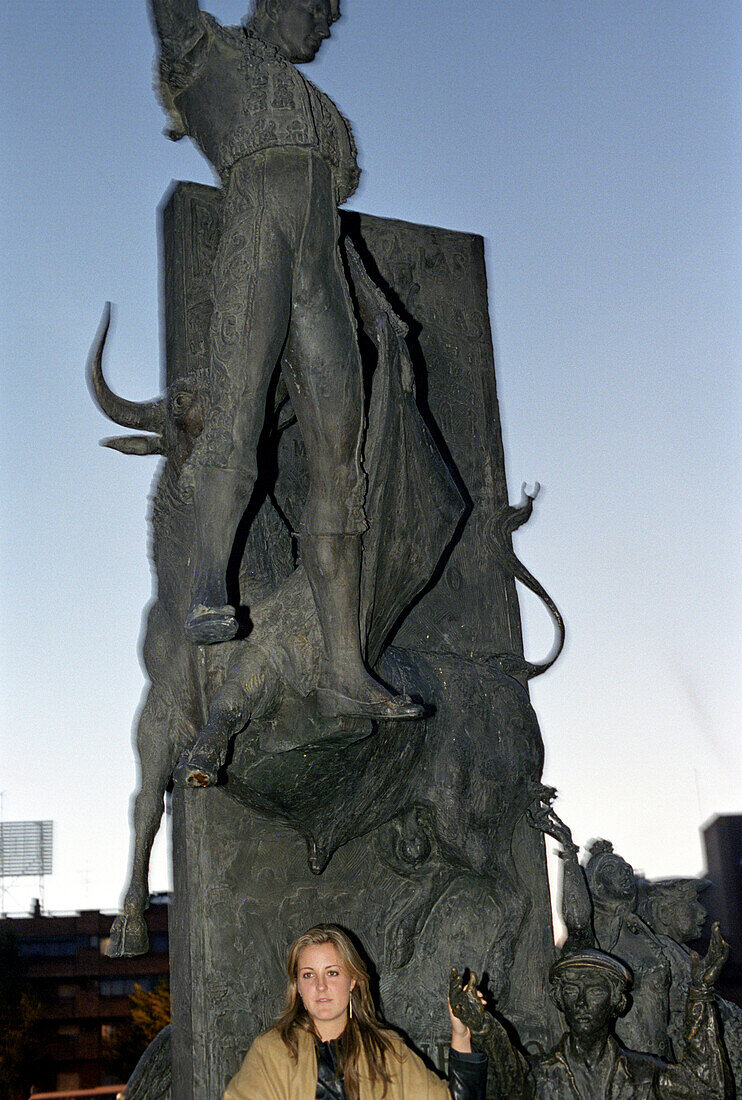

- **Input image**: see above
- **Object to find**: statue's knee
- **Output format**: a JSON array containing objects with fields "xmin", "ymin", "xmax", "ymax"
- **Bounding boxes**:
[
  {"xmin": 301, "ymin": 466, "xmax": 366, "ymax": 535},
  {"xmin": 210, "ymin": 682, "xmax": 250, "ymax": 727}
]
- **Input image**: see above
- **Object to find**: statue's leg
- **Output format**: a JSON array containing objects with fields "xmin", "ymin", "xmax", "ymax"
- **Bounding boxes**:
[
  {"xmin": 281, "ymin": 155, "xmax": 423, "ymax": 720},
  {"xmin": 186, "ymin": 466, "xmax": 254, "ymax": 644},
  {"xmin": 185, "ymin": 162, "xmax": 293, "ymax": 644}
]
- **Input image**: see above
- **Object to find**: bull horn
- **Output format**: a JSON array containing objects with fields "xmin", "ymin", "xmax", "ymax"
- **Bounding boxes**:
[
  {"xmin": 101, "ymin": 435, "xmax": 164, "ymax": 456},
  {"xmin": 87, "ymin": 303, "xmax": 165, "ymax": 432}
]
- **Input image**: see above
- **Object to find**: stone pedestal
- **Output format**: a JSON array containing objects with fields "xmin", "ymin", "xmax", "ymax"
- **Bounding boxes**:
[{"xmin": 162, "ymin": 183, "xmax": 558, "ymax": 1097}]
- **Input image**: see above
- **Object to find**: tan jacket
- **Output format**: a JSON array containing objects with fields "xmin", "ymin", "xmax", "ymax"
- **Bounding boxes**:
[{"xmin": 224, "ymin": 1027, "xmax": 453, "ymax": 1100}]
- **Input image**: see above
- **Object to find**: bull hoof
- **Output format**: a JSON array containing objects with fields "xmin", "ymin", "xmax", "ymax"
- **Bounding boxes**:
[
  {"xmin": 184, "ymin": 604, "xmax": 238, "ymax": 645},
  {"xmin": 315, "ymin": 687, "xmax": 425, "ymax": 722},
  {"xmin": 107, "ymin": 912, "xmax": 149, "ymax": 958}
]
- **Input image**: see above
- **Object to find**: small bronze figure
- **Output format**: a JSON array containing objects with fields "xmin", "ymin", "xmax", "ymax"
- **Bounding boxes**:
[
  {"xmin": 450, "ymin": 927, "xmax": 733, "ymax": 1099},
  {"xmin": 527, "ymin": 791, "xmax": 673, "ymax": 1058},
  {"xmin": 640, "ymin": 878, "xmax": 742, "ymax": 1093}
]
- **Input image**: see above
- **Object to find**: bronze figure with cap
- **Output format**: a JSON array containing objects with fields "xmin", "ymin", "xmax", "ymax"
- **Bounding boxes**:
[{"xmin": 449, "ymin": 927, "xmax": 732, "ymax": 1099}]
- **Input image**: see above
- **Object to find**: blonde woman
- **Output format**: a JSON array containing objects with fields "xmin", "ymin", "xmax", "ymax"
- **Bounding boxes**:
[{"xmin": 224, "ymin": 924, "xmax": 487, "ymax": 1100}]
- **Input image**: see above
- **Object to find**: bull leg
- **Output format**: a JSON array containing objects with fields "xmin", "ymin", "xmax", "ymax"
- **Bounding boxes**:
[
  {"xmin": 107, "ymin": 693, "xmax": 192, "ymax": 958},
  {"xmin": 173, "ymin": 648, "xmax": 274, "ymax": 787},
  {"xmin": 173, "ymin": 682, "xmax": 250, "ymax": 787}
]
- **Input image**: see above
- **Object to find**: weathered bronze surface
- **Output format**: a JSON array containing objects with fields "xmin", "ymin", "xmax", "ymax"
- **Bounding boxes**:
[
  {"xmin": 639, "ymin": 877, "xmax": 742, "ymax": 1093},
  {"xmin": 161, "ymin": 191, "xmax": 559, "ymax": 1095},
  {"xmin": 90, "ymin": 194, "xmax": 561, "ymax": 1090},
  {"xmin": 146, "ymin": 0, "xmax": 439, "ymax": 729},
  {"xmin": 528, "ymin": 797, "xmax": 676, "ymax": 1058}
]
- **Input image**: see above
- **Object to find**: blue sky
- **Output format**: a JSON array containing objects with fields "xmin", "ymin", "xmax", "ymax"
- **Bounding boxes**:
[{"xmin": 1, "ymin": 0, "xmax": 740, "ymax": 917}]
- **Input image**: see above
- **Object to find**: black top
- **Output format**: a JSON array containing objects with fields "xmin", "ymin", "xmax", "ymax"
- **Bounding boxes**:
[
  {"xmin": 315, "ymin": 1040, "xmax": 487, "ymax": 1100},
  {"xmin": 316, "ymin": 1040, "xmax": 346, "ymax": 1100}
]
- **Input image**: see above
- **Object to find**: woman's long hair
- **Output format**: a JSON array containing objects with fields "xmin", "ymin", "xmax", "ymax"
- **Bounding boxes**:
[{"xmin": 275, "ymin": 925, "xmax": 396, "ymax": 1100}]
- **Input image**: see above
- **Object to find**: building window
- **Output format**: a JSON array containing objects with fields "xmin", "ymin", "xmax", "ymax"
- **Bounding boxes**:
[
  {"xmin": 100, "ymin": 978, "xmax": 134, "ymax": 997},
  {"xmin": 99, "ymin": 935, "xmax": 112, "ymax": 955},
  {"xmin": 58, "ymin": 1025, "xmax": 79, "ymax": 1038},
  {"xmin": 56, "ymin": 1072, "xmax": 81, "ymax": 1090},
  {"xmin": 149, "ymin": 931, "xmax": 169, "ymax": 953},
  {"xmin": 57, "ymin": 984, "xmax": 78, "ymax": 1000},
  {"xmin": 101, "ymin": 1023, "xmax": 117, "ymax": 1041},
  {"xmin": 18, "ymin": 936, "xmax": 77, "ymax": 958},
  {"xmin": 99, "ymin": 976, "xmax": 156, "ymax": 997}
]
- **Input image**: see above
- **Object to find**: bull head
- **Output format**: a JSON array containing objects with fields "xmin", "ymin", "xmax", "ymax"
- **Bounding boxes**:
[{"xmin": 87, "ymin": 303, "xmax": 204, "ymax": 458}]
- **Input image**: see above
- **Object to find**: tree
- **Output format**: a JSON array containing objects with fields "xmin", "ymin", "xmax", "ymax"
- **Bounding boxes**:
[
  {"xmin": 0, "ymin": 926, "xmax": 40, "ymax": 1100},
  {"xmin": 104, "ymin": 979, "xmax": 171, "ymax": 1081}
]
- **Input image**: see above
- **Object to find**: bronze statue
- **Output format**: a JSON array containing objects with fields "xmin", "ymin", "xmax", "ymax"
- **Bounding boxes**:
[
  {"xmin": 637, "ymin": 877, "xmax": 708, "ymax": 945},
  {"xmin": 450, "ymin": 928, "xmax": 733, "ymax": 1099},
  {"xmin": 149, "ymin": 0, "xmax": 422, "ymax": 721},
  {"xmin": 89, "ymin": 0, "xmax": 567, "ymax": 1080},
  {"xmin": 87, "ymin": 291, "xmax": 541, "ymax": 969},
  {"xmin": 527, "ymin": 794, "xmax": 673, "ymax": 1058},
  {"xmin": 639, "ymin": 878, "xmax": 742, "ymax": 1093}
]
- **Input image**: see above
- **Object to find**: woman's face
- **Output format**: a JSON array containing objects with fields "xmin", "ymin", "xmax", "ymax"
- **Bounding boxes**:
[{"xmin": 296, "ymin": 942, "xmax": 356, "ymax": 1040}]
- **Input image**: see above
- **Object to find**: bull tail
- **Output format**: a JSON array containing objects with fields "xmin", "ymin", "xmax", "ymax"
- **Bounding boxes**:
[{"xmin": 490, "ymin": 484, "xmax": 565, "ymax": 681}]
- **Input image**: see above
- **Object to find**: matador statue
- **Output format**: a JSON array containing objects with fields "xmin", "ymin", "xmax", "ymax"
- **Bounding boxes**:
[{"xmin": 150, "ymin": 0, "xmax": 424, "ymax": 722}]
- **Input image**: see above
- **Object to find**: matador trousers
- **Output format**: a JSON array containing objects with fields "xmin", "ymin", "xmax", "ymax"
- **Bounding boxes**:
[{"xmin": 187, "ymin": 146, "xmax": 366, "ymax": 535}]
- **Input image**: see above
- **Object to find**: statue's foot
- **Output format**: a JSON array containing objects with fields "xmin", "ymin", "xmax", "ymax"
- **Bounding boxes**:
[
  {"xmin": 173, "ymin": 746, "xmax": 221, "ymax": 788},
  {"xmin": 106, "ymin": 911, "xmax": 149, "ymax": 958},
  {"xmin": 184, "ymin": 603, "xmax": 238, "ymax": 645},
  {"xmin": 315, "ymin": 685, "xmax": 425, "ymax": 721}
]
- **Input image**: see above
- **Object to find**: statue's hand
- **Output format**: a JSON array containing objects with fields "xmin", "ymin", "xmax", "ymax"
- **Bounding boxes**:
[
  {"xmin": 449, "ymin": 968, "xmax": 492, "ymax": 1039},
  {"xmin": 525, "ymin": 787, "xmax": 577, "ymax": 853},
  {"xmin": 690, "ymin": 923, "xmax": 729, "ymax": 993}
]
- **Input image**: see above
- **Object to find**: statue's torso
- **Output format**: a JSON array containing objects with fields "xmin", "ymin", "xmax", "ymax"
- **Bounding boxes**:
[
  {"xmin": 162, "ymin": 15, "xmax": 359, "ymax": 202},
  {"xmin": 532, "ymin": 1036, "xmax": 662, "ymax": 1099},
  {"xmin": 595, "ymin": 912, "xmax": 673, "ymax": 1058}
]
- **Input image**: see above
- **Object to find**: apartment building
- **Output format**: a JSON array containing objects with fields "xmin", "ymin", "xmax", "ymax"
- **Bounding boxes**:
[{"xmin": 3, "ymin": 897, "xmax": 169, "ymax": 1093}]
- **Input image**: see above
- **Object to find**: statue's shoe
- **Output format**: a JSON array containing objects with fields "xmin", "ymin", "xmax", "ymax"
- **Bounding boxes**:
[
  {"xmin": 184, "ymin": 604, "xmax": 238, "ymax": 645},
  {"xmin": 315, "ymin": 686, "xmax": 425, "ymax": 721}
]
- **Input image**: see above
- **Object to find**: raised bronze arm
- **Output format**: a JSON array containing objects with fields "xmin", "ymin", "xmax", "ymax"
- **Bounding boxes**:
[
  {"xmin": 690, "ymin": 923, "xmax": 730, "ymax": 996},
  {"xmin": 449, "ymin": 969, "xmax": 530, "ymax": 1099},
  {"xmin": 526, "ymin": 786, "xmax": 594, "ymax": 950},
  {"xmin": 147, "ymin": 0, "xmax": 202, "ymax": 52}
]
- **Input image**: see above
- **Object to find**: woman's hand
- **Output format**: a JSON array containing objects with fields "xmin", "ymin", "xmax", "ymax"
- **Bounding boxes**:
[{"xmin": 449, "ymin": 968, "xmax": 490, "ymax": 1051}]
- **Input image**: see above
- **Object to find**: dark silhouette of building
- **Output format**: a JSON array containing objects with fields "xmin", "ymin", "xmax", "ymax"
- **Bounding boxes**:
[
  {"xmin": 703, "ymin": 814, "xmax": 742, "ymax": 1007},
  {"xmin": 1, "ymin": 896, "xmax": 169, "ymax": 1093}
]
